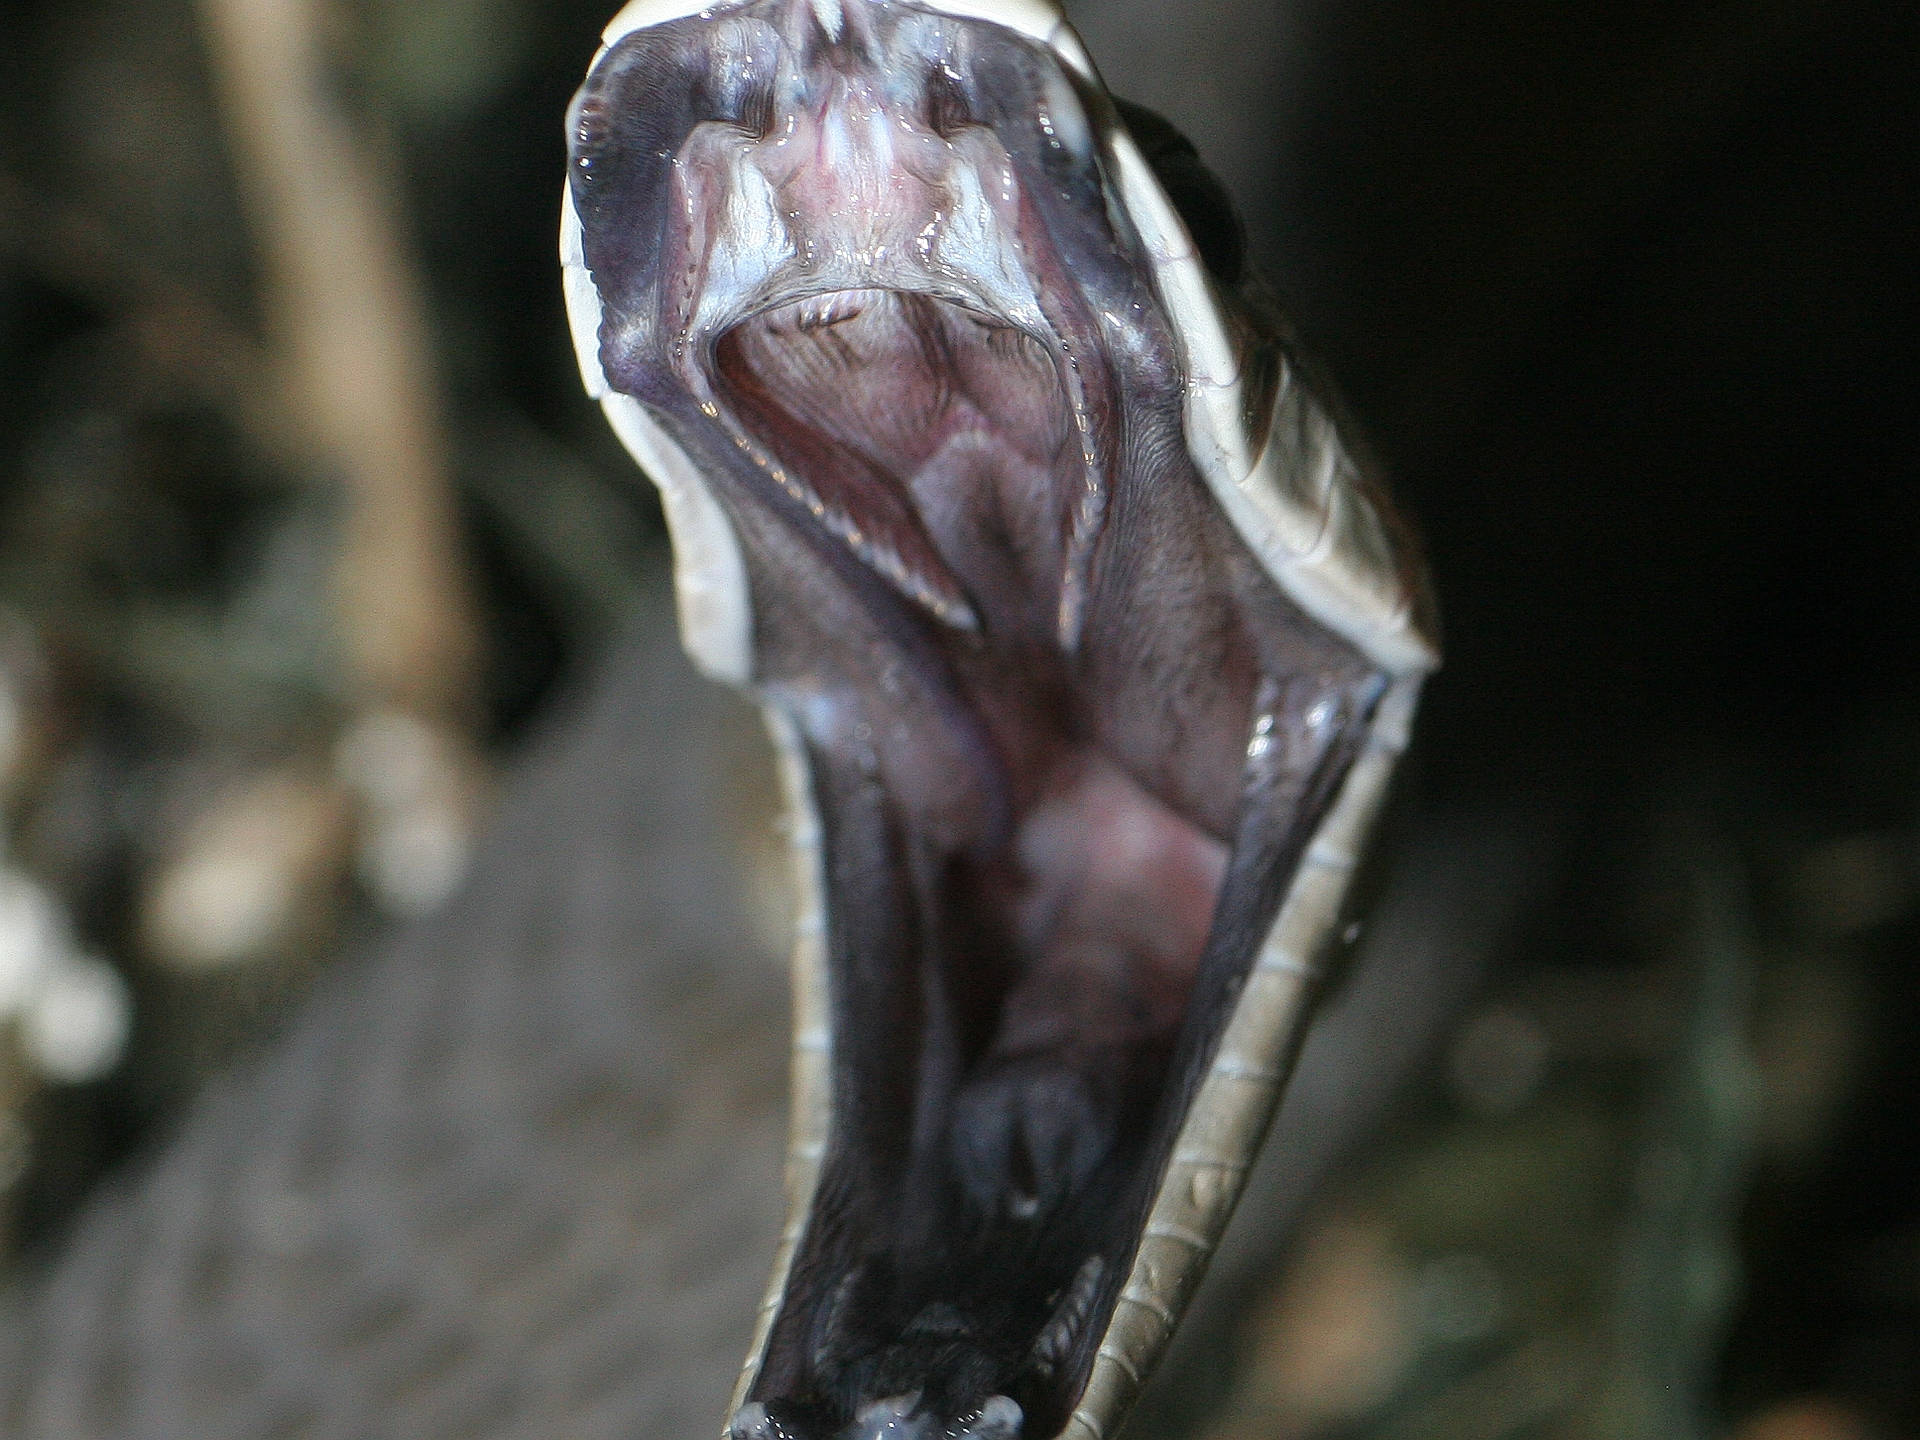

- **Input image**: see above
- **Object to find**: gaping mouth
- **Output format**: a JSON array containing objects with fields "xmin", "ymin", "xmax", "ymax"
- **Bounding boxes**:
[
  {"xmin": 562, "ymin": 4, "xmax": 1432, "ymax": 1439},
  {"xmin": 700, "ymin": 276, "xmax": 1378, "ymax": 1439}
]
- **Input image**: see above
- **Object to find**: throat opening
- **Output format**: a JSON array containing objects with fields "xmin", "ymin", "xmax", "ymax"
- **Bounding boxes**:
[{"xmin": 715, "ymin": 288, "xmax": 1267, "ymax": 1437}]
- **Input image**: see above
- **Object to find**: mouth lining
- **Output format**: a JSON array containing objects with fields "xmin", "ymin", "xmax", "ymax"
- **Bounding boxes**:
[
  {"xmin": 702, "ymin": 287, "xmax": 1066, "ymax": 635},
  {"xmin": 702, "ymin": 278, "xmax": 1311, "ymax": 1437},
  {"xmin": 696, "ymin": 270, "xmax": 1113, "ymax": 649},
  {"xmin": 563, "ymin": 6, "xmax": 1420, "ymax": 1436}
]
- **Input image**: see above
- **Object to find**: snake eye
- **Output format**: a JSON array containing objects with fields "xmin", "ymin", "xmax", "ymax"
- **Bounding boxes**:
[{"xmin": 926, "ymin": 63, "xmax": 974, "ymax": 138}]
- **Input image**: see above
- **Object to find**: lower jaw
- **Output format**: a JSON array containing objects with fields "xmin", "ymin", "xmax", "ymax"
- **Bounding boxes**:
[
  {"xmin": 690, "ymin": 287, "xmax": 1378, "ymax": 1440},
  {"xmin": 786, "ymin": 742, "xmax": 1232, "ymax": 1425}
]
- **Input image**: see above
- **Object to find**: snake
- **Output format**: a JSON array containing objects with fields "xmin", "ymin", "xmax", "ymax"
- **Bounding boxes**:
[{"xmin": 560, "ymin": 4, "xmax": 1437, "ymax": 1440}]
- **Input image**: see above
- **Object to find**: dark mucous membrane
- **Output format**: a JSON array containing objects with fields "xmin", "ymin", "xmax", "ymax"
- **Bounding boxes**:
[
  {"xmin": 567, "ymin": 5, "xmax": 1388, "ymax": 1436},
  {"xmin": 705, "ymin": 281, "xmax": 1376, "ymax": 1439}
]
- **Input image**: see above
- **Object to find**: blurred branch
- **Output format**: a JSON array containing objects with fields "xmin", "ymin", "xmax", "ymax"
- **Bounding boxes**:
[{"xmin": 193, "ymin": 0, "xmax": 480, "ymax": 726}]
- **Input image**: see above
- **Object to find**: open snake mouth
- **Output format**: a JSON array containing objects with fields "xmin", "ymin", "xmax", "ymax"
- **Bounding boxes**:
[{"xmin": 563, "ymin": 3, "xmax": 1431, "ymax": 1438}]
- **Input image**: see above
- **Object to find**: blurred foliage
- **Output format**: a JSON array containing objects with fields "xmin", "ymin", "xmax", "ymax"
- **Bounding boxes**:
[
  {"xmin": 0, "ymin": 0, "xmax": 661, "ymax": 1263},
  {"xmin": 1186, "ymin": 773, "xmax": 1920, "ymax": 1440}
]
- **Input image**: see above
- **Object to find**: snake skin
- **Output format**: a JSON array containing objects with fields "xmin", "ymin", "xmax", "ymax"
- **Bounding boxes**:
[{"xmin": 0, "ymin": 573, "xmax": 791, "ymax": 1440}]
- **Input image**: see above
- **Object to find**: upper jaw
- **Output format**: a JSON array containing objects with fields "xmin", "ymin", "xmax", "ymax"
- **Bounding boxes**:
[
  {"xmin": 655, "ymin": 98, "xmax": 1060, "ymax": 386},
  {"xmin": 655, "ymin": 84, "xmax": 1116, "ymax": 642}
]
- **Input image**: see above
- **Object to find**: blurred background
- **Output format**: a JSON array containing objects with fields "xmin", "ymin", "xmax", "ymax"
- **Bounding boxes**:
[{"xmin": 0, "ymin": 0, "xmax": 1915, "ymax": 1436}]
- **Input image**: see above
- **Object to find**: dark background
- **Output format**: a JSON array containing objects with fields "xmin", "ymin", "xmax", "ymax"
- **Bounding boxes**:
[{"xmin": 1, "ymin": 0, "xmax": 1915, "ymax": 1435}]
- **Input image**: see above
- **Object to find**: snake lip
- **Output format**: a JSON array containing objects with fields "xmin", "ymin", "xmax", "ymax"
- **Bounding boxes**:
[{"xmin": 563, "ymin": 3, "xmax": 1434, "ymax": 1438}]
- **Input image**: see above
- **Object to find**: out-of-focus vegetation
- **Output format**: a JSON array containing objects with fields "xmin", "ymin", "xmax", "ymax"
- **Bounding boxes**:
[
  {"xmin": 0, "ymin": 0, "xmax": 661, "ymax": 1251},
  {"xmin": 0, "ymin": 0, "xmax": 1915, "ymax": 1437},
  {"xmin": 1174, "ymin": 780, "xmax": 1920, "ymax": 1440}
]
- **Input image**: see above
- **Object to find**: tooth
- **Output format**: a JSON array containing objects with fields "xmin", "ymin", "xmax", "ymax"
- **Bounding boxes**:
[
  {"xmin": 960, "ymin": 1396, "xmax": 1024, "ymax": 1440},
  {"xmin": 732, "ymin": 1402, "xmax": 788, "ymax": 1440}
]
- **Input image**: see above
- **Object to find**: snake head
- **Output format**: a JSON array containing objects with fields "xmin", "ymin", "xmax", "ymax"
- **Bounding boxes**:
[{"xmin": 562, "ymin": 3, "xmax": 1435, "ymax": 1438}]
